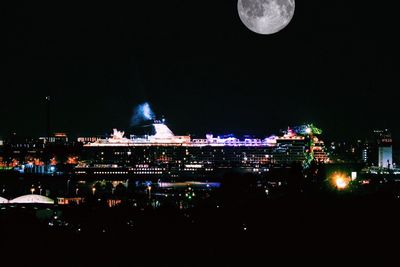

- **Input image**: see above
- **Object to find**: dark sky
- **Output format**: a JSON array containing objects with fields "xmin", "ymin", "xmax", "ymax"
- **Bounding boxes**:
[{"xmin": 1, "ymin": 1, "xmax": 398, "ymax": 140}]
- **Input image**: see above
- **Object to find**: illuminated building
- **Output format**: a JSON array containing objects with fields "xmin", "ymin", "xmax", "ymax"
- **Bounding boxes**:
[
  {"xmin": 57, "ymin": 197, "xmax": 84, "ymax": 205},
  {"xmin": 376, "ymin": 129, "xmax": 393, "ymax": 169},
  {"xmin": 362, "ymin": 143, "xmax": 369, "ymax": 163},
  {"xmin": 313, "ymin": 139, "xmax": 329, "ymax": 163},
  {"xmin": 75, "ymin": 120, "xmax": 329, "ymax": 178},
  {"xmin": 1, "ymin": 132, "xmax": 82, "ymax": 174},
  {"xmin": 77, "ymin": 136, "xmax": 103, "ymax": 144},
  {"xmin": 361, "ymin": 129, "xmax": 394, "ymax": 168},
  {"xmin": 2, "ymin": 134, "xmax": 46, "ymax": 165},
  {"xmin": 8, "ymin": 194, "xmax": 54, "ymax": 204},
  {"xmin": 42, "ymin": 132, "xmax": 69, "ymax": 144}
]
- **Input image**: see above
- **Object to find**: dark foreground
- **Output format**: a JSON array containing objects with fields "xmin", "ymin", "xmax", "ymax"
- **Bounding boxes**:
[{"xmin": 1, "ymin": 195, "xmax": 399, "ymax": 266}]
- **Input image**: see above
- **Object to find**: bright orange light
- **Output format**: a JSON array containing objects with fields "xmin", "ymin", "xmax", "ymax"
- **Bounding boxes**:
[
  {"xmin": 67, "ymin": 156, "xmax": 78, "ymax": 164},
  {"xmin": 335, "ymin": 176, "xmax": 348, "ymax": 189},
  {"xmin": 330, "ymin": 172, "xmax": 350, "ymax": 190},
  {"xmin": 50, "ymin": 157, "xmax": 57, "ymax": 165}
]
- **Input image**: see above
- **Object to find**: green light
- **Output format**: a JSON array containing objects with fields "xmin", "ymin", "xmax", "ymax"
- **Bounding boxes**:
[{"xmin": 309, "ymin": 124, "xmax": 322, "ymax": 135}]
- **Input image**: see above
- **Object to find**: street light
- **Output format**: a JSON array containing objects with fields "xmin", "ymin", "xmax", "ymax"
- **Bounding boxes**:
[
  {"xmin": 335, "ymin": 176, "xmax": 349, "ymax": 189},
  {"xmin": 92, "ymin": 187, "xmax": 96, "ymax": 195},
  {"xmin": 30, "ymin": 187, "xmax": 35, "ymax": 194},
  {"xmin": 147, "ymin": 186, "xmax": 152, "ymax": 199},
  {"xmin": 67, "ymin": 179, "xmax": 71, "ymax": 196}
]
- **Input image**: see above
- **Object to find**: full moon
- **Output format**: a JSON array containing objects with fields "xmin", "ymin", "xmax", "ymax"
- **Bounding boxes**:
[{"xmin": 238, "ymin": 0, "xmax": 295, "ymax": 35}]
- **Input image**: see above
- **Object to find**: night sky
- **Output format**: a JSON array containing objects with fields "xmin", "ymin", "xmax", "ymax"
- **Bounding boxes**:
[{"xmin": 1, "ymin": 1, "xmax": 398, "ymax": 140}]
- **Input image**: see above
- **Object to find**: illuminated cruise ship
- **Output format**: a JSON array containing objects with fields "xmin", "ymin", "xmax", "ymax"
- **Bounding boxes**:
[
  {"xmin": 75, "ymin": 120, "xmax": 329, "ymax": 179},
  {"xmin": 86, "ymin": 120, "xmax": 276, "ymax": 147}
]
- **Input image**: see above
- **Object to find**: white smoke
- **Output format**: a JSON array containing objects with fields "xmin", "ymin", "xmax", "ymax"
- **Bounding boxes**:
[{"xmin": 131, "ymin": 102, "xmax": 155, "ymax": 126}]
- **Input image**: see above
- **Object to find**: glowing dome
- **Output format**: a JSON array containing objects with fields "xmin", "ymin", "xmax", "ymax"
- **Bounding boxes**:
[
  {"xmin": 0, "ymin": 196, "xmax": 8, "ymax": 204},
  {"xmin": 9, "ymin": 194, "xmax": 54, "ymax": 204}
]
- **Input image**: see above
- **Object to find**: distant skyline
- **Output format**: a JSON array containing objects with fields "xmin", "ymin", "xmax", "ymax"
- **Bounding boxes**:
[{"xmin": 1, "ymin": 1, "xmax": 397, "ymax": 140}]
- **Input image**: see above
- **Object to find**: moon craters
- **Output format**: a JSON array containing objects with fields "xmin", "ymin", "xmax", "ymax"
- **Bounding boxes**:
[{"xmin": 238, "ymin": 0, "xmax": 295, "ymax": 35}]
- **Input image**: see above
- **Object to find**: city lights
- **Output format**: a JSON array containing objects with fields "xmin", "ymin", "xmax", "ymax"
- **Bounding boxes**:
[{"xmin": 1, "ymin": 1, "xmax": 398, "ymax": 261}]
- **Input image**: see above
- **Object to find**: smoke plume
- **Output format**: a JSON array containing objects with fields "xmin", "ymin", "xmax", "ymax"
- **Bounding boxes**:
[{"xmin": 131, "ymin": 102, "xmax": 155, "ymax": 126}]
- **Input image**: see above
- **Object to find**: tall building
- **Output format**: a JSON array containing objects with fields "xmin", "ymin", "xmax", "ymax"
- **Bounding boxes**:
[
  {"xmin": 376, "ymin": 129, "xmax": 393, "ymax": 169},
  {"xmin": 362, "ymin": 143, "xmax": 369, "ymax": 163}
]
